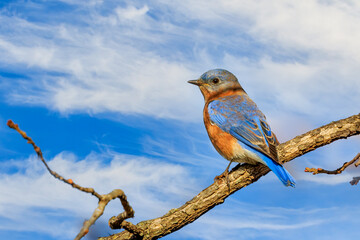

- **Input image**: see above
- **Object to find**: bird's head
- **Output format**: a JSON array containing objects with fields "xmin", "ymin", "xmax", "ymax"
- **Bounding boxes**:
[{"xmin": 188, "ymin": 69, "xmax": 244, "ymax": 101}]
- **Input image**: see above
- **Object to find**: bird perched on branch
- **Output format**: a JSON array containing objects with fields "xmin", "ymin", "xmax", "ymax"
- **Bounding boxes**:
[{"xmin": 188, "ymin": 69, "xmax": 295, "ymax": 187}]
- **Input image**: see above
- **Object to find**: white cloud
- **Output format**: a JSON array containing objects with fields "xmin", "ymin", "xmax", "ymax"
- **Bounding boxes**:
[
  {"xmin": 0, "ymin": 5, "xmax": 202, "ymax": 120},
  {"xmin": 1, "ymin": 0, "xmax": 359, "ymax": 124},
  {"xmin": 116, "ymin": 5, "xmax": 149, "ymax": 20},
  {"xmin": 0, "ymin": 151, "xmax": 198, "ymax": 239},
  {"xmin": 171, "ymin": 0, "xmax": 360, "ymax": 122}
]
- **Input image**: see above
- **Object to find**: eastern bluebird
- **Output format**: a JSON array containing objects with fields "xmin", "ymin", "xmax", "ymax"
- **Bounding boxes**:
[{"xmin": 188, "ymin": 69, "xmax": 295, "ymax": 187}]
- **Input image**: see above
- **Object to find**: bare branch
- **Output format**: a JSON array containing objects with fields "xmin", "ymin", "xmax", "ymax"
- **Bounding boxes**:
[
  {"xmin": 304, "ymin": 153, "xmax": 360, "ymax": 175},
  {"xmin": 350, "ymin": 177, "xmax": 360, "ymax": 185},
  {"xmin": 75, "ymin": 189, "xmax": 136, "ymax": 240},
  {"xmin": 100, "ymin": 113, "xmax": 360, "ymax": 240},
  {"xmin": 7, "ymin": 120, "xmax": 102, "ymax": 199},
  {"xmin": 110, "ymin": 221, "xmax": 143, "ymax": 237},
  {"xmin": 7, "ymin": 120, "xmax": 135, "ymax": 239},
  {"xmin": 108, "ymin": 190, "xmax": 137, "ymax": 231}
]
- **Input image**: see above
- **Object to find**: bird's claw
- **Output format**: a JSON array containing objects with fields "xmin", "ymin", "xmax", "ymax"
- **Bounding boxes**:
[{"xmin": 214, "ymin": 170, "xmax": 231, "ymax": 191}]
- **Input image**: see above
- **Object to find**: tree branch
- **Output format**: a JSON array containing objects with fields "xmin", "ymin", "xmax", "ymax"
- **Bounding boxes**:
[
  {"xmin": 7, "ymin": 120, "xmax": 102, "ymax": 199},
  {"xmin": 75, "ymin": 189, "xmax": 136, "ymax": 240},
  {"xmin": 7, "ymin": 120, "xmax": 135, "ymax": 240},
  {"xmin": 100, "ymin": 113, "xmax": 360, "ymax": 240},
  {"xmin": 304, "ymin": 153, "xmax": 360, "ymax": 175}
]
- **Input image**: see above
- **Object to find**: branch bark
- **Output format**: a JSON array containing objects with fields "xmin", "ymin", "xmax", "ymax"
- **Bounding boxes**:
[{"xmin": 100, "ymin": 113, "xmax": 360, "ymax": 240}]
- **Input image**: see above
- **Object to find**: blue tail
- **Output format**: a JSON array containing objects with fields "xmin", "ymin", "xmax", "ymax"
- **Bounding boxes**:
[{"xmin": 260, "ymin": 155, "xmax": 296, "ymax": 187}]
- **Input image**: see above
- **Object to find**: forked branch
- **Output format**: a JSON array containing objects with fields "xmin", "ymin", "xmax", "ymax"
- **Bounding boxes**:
[{"xmin": 7, "ymin": 120, "xmax": 137, "ymax": 240}]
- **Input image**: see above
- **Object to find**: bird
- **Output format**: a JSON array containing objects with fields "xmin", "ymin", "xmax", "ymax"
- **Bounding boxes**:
[{"xmin": 188, "ymin": 69, "xmax": 295, "ymax": 187}]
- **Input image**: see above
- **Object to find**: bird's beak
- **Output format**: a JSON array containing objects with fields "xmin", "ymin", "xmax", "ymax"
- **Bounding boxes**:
[{"xmin": 188, "ymin": 79, "xmax": 202, "ymax": 86}]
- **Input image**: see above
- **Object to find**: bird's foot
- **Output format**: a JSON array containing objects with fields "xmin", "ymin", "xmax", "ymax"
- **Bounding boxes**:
[
  {"xmin": 214, "ymin": 170, "xmax": 228, "ymax": 182},
  {"xmin": 214, "ymin": 165, "xmax": 231, "ymax": 191}
]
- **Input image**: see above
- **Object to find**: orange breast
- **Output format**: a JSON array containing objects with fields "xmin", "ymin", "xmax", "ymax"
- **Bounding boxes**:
[{"xmin": 203, "ymin": 103, "xmax": 238, "ymax": 160}]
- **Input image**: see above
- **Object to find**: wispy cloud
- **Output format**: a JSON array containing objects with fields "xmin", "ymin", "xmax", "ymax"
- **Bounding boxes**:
[
  {"xmin": 0, "ymin": 0, "xmax": 359, "ymax": 123},
  {"xmin": 0, "ymin": 2, "xmax": 201, "ymax": 120},
  {"xmin": 0, "ymin": 151, "xmax": 199, "ymax": 239}
]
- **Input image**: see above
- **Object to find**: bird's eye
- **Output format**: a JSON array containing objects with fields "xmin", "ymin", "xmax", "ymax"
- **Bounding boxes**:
[{"xmin": 212, "ymin": 78, "xmax": 220, "ymax": 84}]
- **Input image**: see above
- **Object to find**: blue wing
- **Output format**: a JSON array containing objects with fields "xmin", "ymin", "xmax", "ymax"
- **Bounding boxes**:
[
  {"xmin": 208, "ymin": 94, "xmax": 278, "ymax": 161},
  {"xmin": 208, "ymin": 94, "xmax": 295, "ymax": 187}
]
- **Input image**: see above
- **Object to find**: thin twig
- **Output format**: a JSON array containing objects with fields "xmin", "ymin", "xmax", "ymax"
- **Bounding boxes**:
[
  {"xmin": 75, "ymin": 189, "xmax": 136, "ymax": 240},
  {"xmin": 305, "ymin": 153, "xmax": 360, "ymax": 175},
  {"xmin": 107, "ymin": 189, "xmax": 142, "ymax": 236},
  {"xmin": 7, "ymin": 120, "xmax": 102, "ymax": 199},
  {"xmin": 108, "ymin": 192, "xmax": 135, "ymax": 228},
  {"xmin": 7, "ymin": 120, "xmax": 136, "ymax": 239}
]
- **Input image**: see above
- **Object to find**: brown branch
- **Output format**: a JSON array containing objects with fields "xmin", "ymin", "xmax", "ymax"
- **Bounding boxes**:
[
  {"xmin": 7, "ymin": 120, "xmax": 102, "ymax": 199},
  {"xmin": 350, "ymin": 177, "xmax": 360, "ymax": 185},
  {"xmin": 75, "ymin": 189, "xmax": 136, "ymax": 240},
  {"xmin": 99, "ymin": 113, "xmax": 360, "ymax": 240},
  {"xmin": 110, "ymin": 221, "xmax": 143, "ymax": 236},
  {"xmin": 304, "ymin": 153, "xmax": 360, "ymax": 175},
  {"xmin": 7, "ymin": 120, "xmax": 135, "ymax": 239},
  {"xmin": 108, "ymin": 192, "xmax": 137, "ymax": 231}
]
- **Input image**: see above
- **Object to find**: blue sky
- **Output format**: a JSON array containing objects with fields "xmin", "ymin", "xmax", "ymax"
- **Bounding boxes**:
[{"xmin": 1, "ymin": 0, "xmax": 360, "ymax": 239}]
